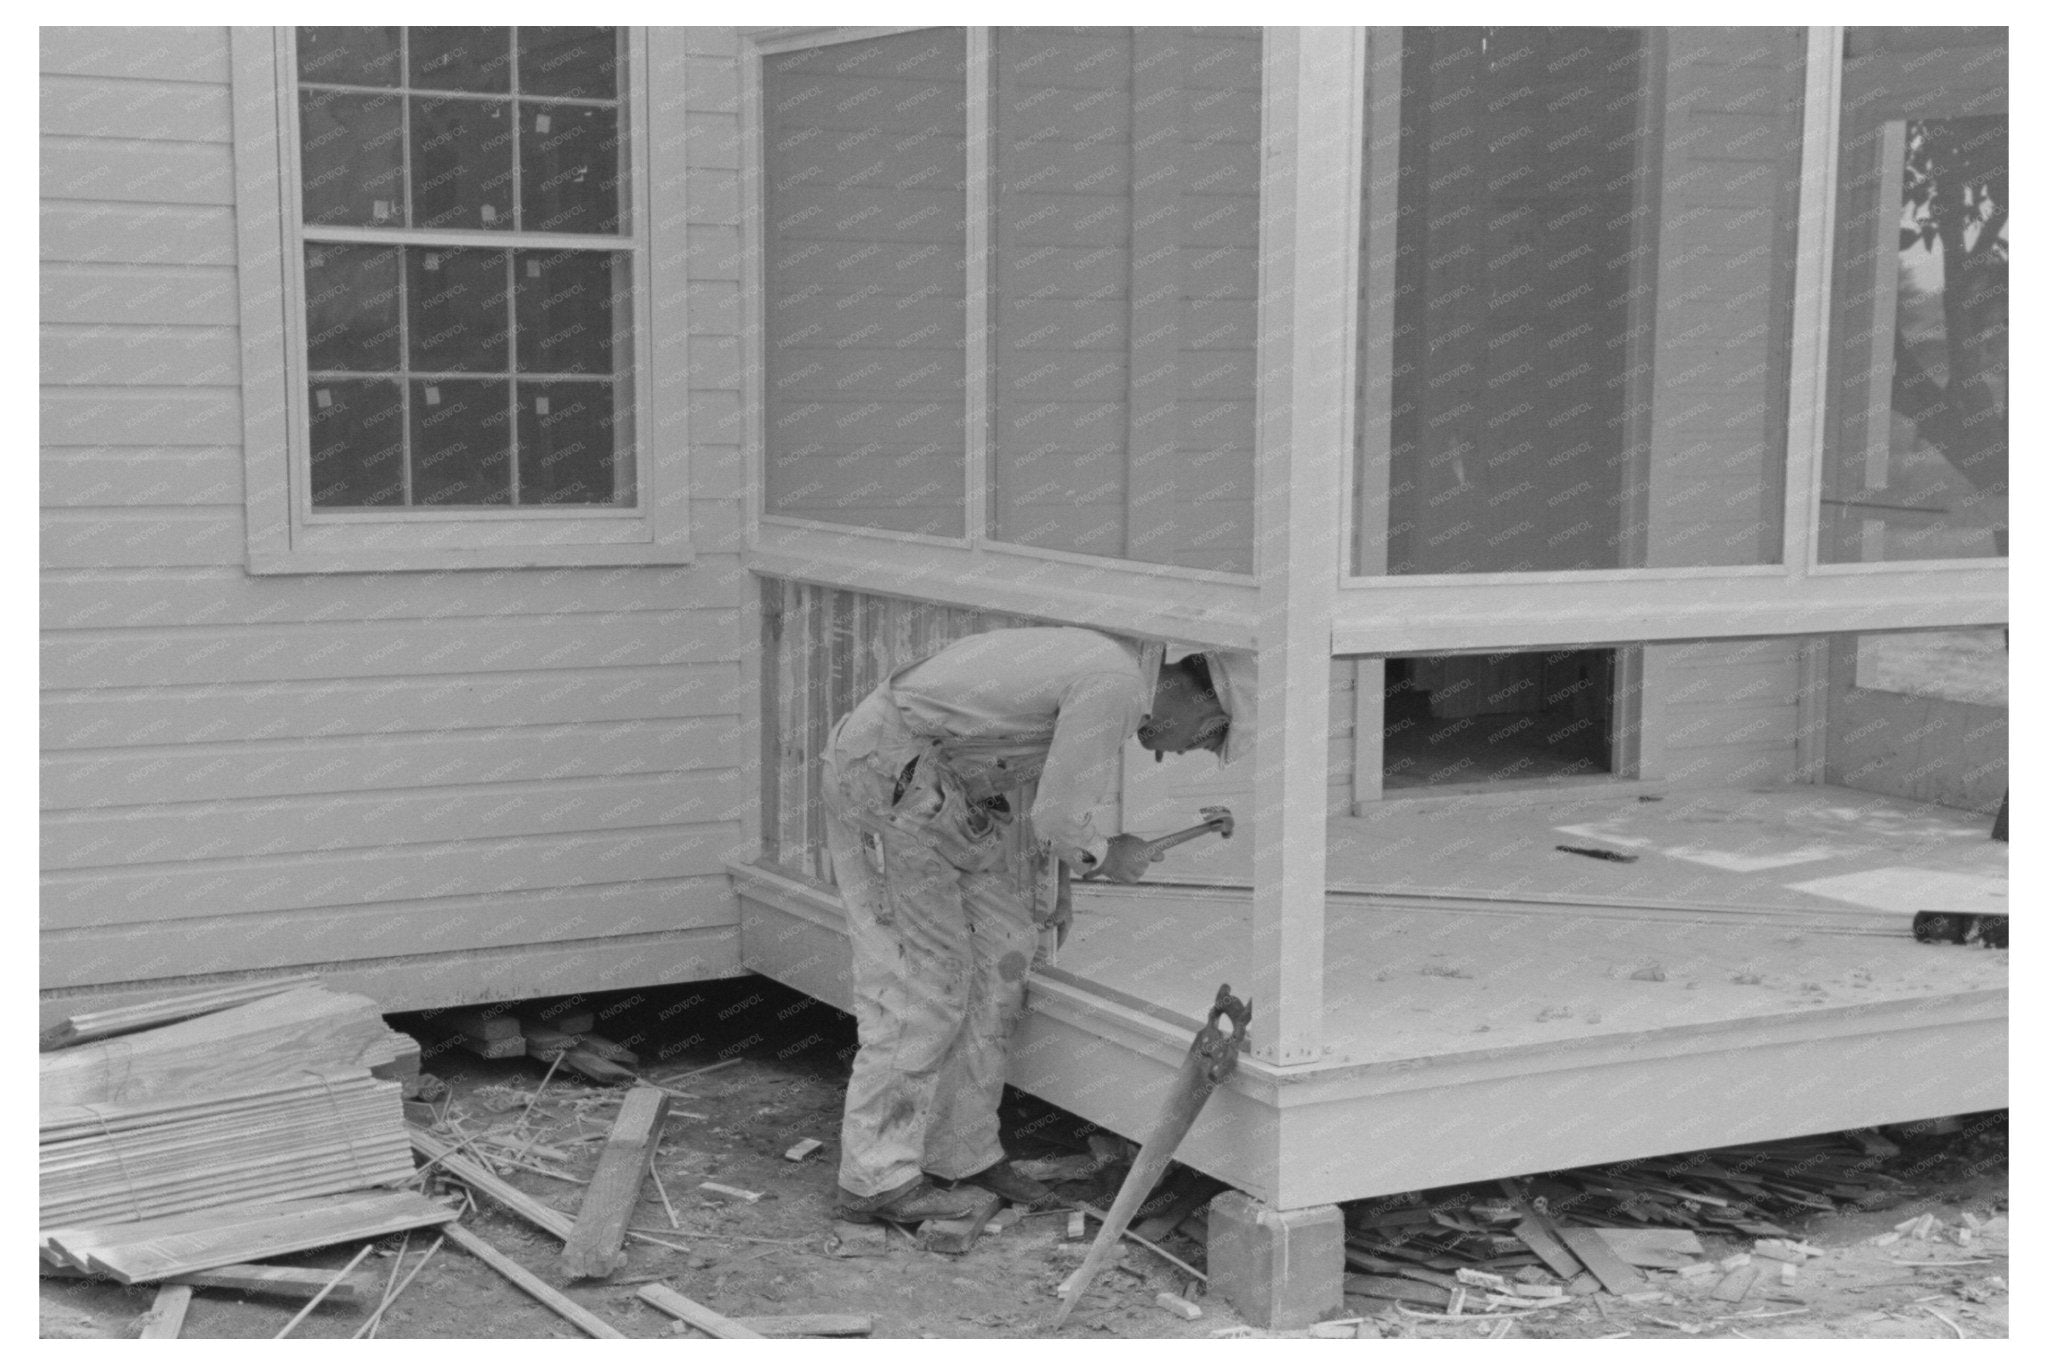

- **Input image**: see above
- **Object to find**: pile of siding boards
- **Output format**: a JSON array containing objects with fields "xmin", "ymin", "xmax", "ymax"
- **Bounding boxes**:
[{"xmin": 39, "ymin": 976, "xmax": 453, "ymax": 1296}]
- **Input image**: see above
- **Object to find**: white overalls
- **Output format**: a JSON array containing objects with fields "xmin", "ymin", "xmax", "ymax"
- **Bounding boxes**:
[{"xmin": 820, "ymin": 628, "xmax": 1159, "ymax": 1198}]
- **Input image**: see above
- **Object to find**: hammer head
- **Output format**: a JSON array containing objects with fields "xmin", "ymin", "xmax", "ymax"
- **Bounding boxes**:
[{"xmin": 1200, "ymin": 805, "xmax": 1235, "ymax": 839}]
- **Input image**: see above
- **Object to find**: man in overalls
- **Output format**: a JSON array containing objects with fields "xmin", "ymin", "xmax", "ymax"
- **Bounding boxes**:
[{"xmin": 822, "ymin": 627, "xmax": 1236, "ymax": 1226}]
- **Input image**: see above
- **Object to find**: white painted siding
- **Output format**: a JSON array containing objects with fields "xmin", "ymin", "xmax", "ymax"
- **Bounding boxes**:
[{"xmin": 39, "ymin": 27, "xmax": 756, "ymax": 1014}]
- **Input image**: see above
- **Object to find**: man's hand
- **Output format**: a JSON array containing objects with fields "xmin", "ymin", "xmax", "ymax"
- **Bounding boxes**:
[{"xmin": 1096, "ymin": 833, "xmax": 1162, "ymax": 884}]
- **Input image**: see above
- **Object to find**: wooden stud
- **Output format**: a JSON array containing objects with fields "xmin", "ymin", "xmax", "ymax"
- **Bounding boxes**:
[
  {"xmin": 636, "ymin": 1282, "xmax": 767, "ymax": 1339},
  {"xmin": 559, "ymin": 1085, "xmax": 670, "ymax": 1280},
  {"xmin": 445, "ymin": 1223, "xmax": 625, "ymax": 1339}
]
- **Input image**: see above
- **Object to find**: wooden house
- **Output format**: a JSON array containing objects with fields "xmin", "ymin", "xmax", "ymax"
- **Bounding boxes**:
[{"xmin": 43, "ymin": 25, "xmax": 2005, "ymax": 1320}]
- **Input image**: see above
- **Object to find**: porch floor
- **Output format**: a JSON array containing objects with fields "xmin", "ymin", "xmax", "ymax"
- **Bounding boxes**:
[
  {"xmin": 730, "ymin": 785, "xmax": 2007, "ymax": 1209},
  {"xmin": 1132, "ymin": 783, "xmax": 2007, "ymax": 926}
]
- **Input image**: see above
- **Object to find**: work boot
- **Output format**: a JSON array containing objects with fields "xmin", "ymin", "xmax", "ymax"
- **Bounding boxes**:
[
  {"xmin": 836, "ymin": 1175, "xmax": 983, "ymax": 1226},
  {"xmin": 949, "ymin": 1158, "xmax": 1060, "ymax": 1210}
]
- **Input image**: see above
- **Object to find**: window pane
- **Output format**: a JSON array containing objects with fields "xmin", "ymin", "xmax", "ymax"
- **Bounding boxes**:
[
  {"xmin": 1821, "ymin": 30, "xmax": 2007, "ymax": 562},
  {"xmin": 517, "ymin": 27, "xmax": 618, "ymax": 100},
  {"xmin": 299, "ymin": 89, "xmax": 403, "ymax": 227},
  {"xmin": 298, "ymin": 27, "xmax": 400, "ymax": 86},
  {"xmin": 407, "ymin": 248, "xmax": 510, "ymax": 373},
  {"xmin": 309, "ymin": 379, "xmax": 405, "ymax": 506},
  {"xmin": 520, "ymin": 102, "xmax": 621, "ymax": 234},
  {"xmin": 1357, "ymin": 28, "xmax": 1806, "ymax": 574},
  {"xmin": 761, "ymin": 31, "xmax": 968, "ymax": 537},
  {"xmin": 412, "ymin": 379, "xmax": 512, "ymax": 505},
  {"xmin": 305, "ymin": 245, "xmax": 401, "ymax": 373},
  {"xmin": 989, "ymin": 27, "xmax": 1261, "ymax": 573},
  {"xmin": 410, "ymin": 27, "xmax": 513, "ymax": 94},
  {"xmin": 515, "ymin": 250, "xmax": 619, "ymax": 375},
  {"xmin": 411, "ymin": 97, "xmax": 515, "ymax": 231},
  {"xmin": 519, "ymin": 382, "xmax": 619, "ymax": 505}
]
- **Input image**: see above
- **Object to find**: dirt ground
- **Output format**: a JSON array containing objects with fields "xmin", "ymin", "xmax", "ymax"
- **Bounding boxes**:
[{"xmin": 41, "ymin": 977, "xmax": 2009, "ymax": 1340}]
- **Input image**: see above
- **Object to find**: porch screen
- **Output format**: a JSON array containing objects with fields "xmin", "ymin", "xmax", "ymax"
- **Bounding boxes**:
[
  {"xmin": 988, "ymin": 28, "xmax": 1260, "ymax": 574},
  {"xmin": 1820, "ymin": 29, "xmax": 2007, "ymax": 563},
  {"xmin": 761, "ymin": 31, "xmax": 968, "ymax": 537},
  {"xmin": 1358, "ymin": 28, "xmax": 1807, "ymax": 574}
]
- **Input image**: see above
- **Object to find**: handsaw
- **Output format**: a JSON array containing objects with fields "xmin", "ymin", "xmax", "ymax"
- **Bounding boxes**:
[{"xmin": 1051, "ymin": 983, "xmax": 1251, "ymax": 1327}]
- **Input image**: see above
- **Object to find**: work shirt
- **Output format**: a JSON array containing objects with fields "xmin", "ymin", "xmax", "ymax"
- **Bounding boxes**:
[{"xmin": 891, "ymin": 628, "xmax": 1160, "ymax": 867}]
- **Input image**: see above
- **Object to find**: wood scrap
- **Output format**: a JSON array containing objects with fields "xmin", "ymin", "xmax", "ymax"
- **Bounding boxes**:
[
  {"xmin": 1592, "ymin": 1227, "xmax": 1706, "ymax": 1268},
  {"xmin": 136, "ymin": 1283, "xmax": 193, "ymax": 1339},
  {"xmin": 783, "ymin": 1138, "xmax": 824, "ymax": 1162},
  {"xmin": 43, "ymin": 975, "xmax": 320, "ymax": 1051},
  {"xmin": 636, "ymin": 1282, "xmax": 767, "ymax": 1339},
  {"xmin": 42, "ymin": 1189, "xmax": 456, "ymax": 1284},
  {"xmin": 1555, "ymin": 1228, "xmax": 1646, "ymax": 1294},
  {"xmin": 273, "ymin": 1243, "xmax": 375, "ymax": 1339},
  {"xmin": 408, "ymin": 1128, "xmax": 573, "ymax": 1240},
  {"xmin": 455, "ymin": 1034, "xmax": 527, "ymax": 1061},
  {"xmin": 560, "ymin": 1085, "xmax": 670, "ymax": 1280},
  {"xmin": 558, "ymin": 1046, "xmax": 639, "ymax": 1085},
  {"xmin": 1344, "ymin": 1274, "xmax": 1454, "ymax": 1308},
  {"xmin": 828, "ymin": 1220, "xmax": 889, "ymax": 1258},
  {"xmin": 1712, "ymin": 1264, "xmax": 1760, "ymax": 1302},
  {"xmin": 732, "ymin": 1313, "xmax": 873, "ymax": 1337},
  {"xmin": 445, "ymin": 1223, "xmax": 625, "ymax": 1339},
  {"xmin": 570, "ymin": 1032, "xmax": 639, "ymax": 1065},
  {"xmin": 43, "ymin": 1259, "xmax": 379, "ymax": 1304},
  {"xmin": 352, "ymin": 1234, "xmax": 445, "ymax": 1339},
  {"xmin": 698, "ymin": 1181, "xmax": 763, "ymax": 1204},
  {"xmin": 1156, "ymin": 1291, "xmax": 1202, "ymax": 1320}
]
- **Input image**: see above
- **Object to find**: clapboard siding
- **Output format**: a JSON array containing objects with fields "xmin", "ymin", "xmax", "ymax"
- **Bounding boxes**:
[
  {"xmin": 42, "ymin": 665, "xmax": 744, "ymax": 750},
  {"xmin": 40, "ymin": 27, "xmax": 758, "ymax": 1005},
  {"xmin": 42, "ymin": 74, "xmax": 234, "ymax": 142},
  {"xmin": 41, "ymin": 880, "xmax": 737, "ymax": 989},
  {"xmin": 41, "ymin": 771, "xmax": 743, "ymax": 869},
  {"xmin": 44, "ymin": 719, "xmax": 744, "ymax": 810},
  {"xmin": 43, "ymin": 823, "xmax": 747, "ymax": 932},
  {"xmin": 42, "ymin": 324, "xmax": 242, "ymax": 386},
  {"xmin": 40, "ymin": 202, "xmax": 236, "ymax": 266},
  {"xmin": 1640, "ymin": 639, "xmax": 1800, "ymax": 786}
]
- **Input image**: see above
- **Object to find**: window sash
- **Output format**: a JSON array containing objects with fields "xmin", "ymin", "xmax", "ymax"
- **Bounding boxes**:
[{"xmin": 280, "ymin": 27, "xmax": 652, "ymax": 525}]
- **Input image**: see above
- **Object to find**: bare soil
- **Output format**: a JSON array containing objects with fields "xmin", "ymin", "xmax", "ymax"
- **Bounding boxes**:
[{"xmin": 40, "ymin": 977, "xmax": 2008, "ymax": 1340}]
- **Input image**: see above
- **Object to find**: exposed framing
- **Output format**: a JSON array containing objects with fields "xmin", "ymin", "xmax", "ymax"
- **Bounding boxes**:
[{"xmin": 232, "ymin": 26, "xmax": 692, "ymax": 573}]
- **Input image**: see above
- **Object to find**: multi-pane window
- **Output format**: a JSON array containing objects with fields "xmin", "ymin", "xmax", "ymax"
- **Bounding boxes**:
[{"xmin": 293, "ymin": 27, "xmax": 636, "ymax": 509}]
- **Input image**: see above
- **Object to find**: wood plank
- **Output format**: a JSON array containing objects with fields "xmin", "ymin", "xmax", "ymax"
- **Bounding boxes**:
[
  {"xmin": 136, "ymin": 1283, "xmax": 192, "ymax": 1338},
  {"xmin": 1554, "ymin": 1227, "xmax": 1646, "ymax": 1295},
  {"xmin": 409, "ymin": 1129, "xmax": 573, "ymax": 1241},
  {"xmin": 39, "ymin": 987, "xmax": 415, "ymax": 1108},
  {"xmin": 445, "ymin": 1223, "xmax": 626, "ymax": 1339},
  {"xmin": 732, "ymin": 1313, "xmax": 873, "ymax": 1338},
  {"xmin": 45, "ymin": 1191, "xmax": 456, "ymax": 1284},
  {"xmin": 42, "ymin": 1258, "xmax": 379, "ymax": 1303},
  {"xmin": 635, "ymin": 1282, "xmax": 766, "ymax": 1340},
  {"xmin": 41, "ymin": 972, "xmax": 317, "ymax": 1048}
]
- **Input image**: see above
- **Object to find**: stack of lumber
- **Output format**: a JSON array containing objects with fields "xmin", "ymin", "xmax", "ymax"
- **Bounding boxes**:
[
  {"xmin": 438, "ymin": 1005, "xmax": 639, "ymax": 1083},
  {"xmin": 38, "ymin": 981, "xmax": 429, "ymax": 1286}
]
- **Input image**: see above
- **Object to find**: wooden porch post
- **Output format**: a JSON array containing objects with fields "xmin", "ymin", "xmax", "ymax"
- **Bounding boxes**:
[{"xmin": 1249, "ymin": 28, "xmax": 1363, "ymax": 1065}]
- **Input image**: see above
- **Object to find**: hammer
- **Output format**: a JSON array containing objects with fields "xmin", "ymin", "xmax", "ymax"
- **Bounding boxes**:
[{"xmin": 1081, "ymin": 806, "xmax": 1234, "ymax": 878}]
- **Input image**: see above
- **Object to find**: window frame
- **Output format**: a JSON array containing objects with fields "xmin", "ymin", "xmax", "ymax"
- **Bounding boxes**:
[
  {"xmin": 742, "ymin": 26, "xmax": 1263, "ymax": 650},
  {"xmin": 233, "ymin": 25, "xmax": 691, "ymax": 573}
]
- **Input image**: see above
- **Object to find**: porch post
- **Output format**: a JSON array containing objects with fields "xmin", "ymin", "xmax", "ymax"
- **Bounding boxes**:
[{"xmin": 1249, "ymin": 27, "xmax": 1363, "ymax": 1064}]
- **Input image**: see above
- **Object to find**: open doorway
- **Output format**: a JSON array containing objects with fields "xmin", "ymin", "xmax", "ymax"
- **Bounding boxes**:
[{"xmin": 1383, "ymin": 650, "xmax": 1617, "ymax": 791}]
